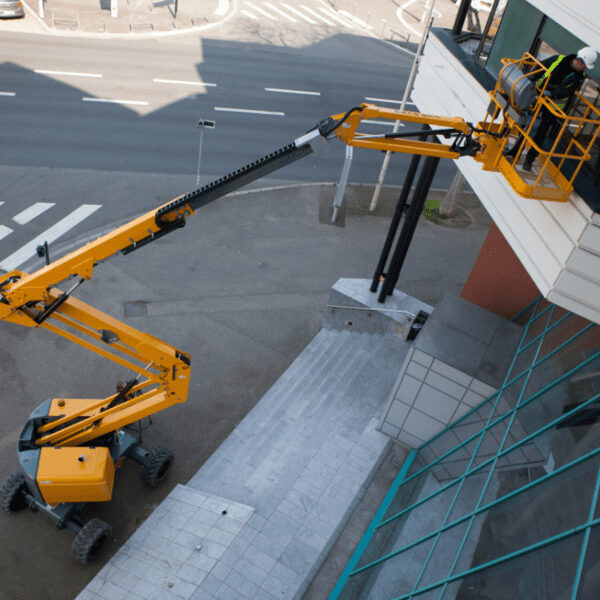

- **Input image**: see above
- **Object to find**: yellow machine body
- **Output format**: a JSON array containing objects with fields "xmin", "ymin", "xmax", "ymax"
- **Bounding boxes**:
[{"xmin": 37, "ymin": 446, "xmax": 115, "ymax": 505}]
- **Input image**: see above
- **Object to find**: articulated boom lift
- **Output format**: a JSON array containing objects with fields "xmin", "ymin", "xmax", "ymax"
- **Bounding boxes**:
[{"xmin": 1, "ymin": 55, "xmax": 598, "ymax": 563}]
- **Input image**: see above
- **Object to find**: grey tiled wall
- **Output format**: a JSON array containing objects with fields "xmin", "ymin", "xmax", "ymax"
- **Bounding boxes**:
[{"xmin": 380, "ymin": 347, "xmax": 497, "ymax": 447}]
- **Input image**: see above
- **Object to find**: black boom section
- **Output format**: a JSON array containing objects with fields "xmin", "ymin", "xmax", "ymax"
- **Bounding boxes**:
[{"xmin": 121, "ymin": 141, "xmax": 314, "ymax": 255}]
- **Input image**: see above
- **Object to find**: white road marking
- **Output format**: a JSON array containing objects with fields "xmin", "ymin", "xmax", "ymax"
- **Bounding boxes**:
[
  {"xmin": 281, "ymin": 3, "xmax": 317, "ymax": 23},
  {"xmin": 0, "ymin": 225, "xmax": 12, "ymax": 241},
  {"xmin": 338, "ymin": 9, "xmax": 373, "ymax": 29},
  {"xmin": 153, "ymin": 78, "xmax": 217, "ymax": 87},
  {"xmin": 264, "ymin": 2, "xmax": 297, "ymax": 22},
  {"xmin": 244, "ymin": 1, "xmax": 277, "ymax": 20},
  {"xmin": 241, "ymin": 8, "xmax": 258, "ymax": 19},
  {"xmin": 365, "ymin": 97, "xmax": 416, "ymax": 106},
  {"xmin": 265, "ymin": 87, "xmax": 321, "ymax": 96},
  {"xmin": 34, "ymin": 69, "xmax": 103, "ymax": 78},
  {"xmin": 397, "ymin": 0, "xmax": 422, "ymax": 38},
  {"xmin": 215, "ymin": 107, "xmax": 285, "ymax": 116},
  {"xmin": 300, "ymin": 4, "xmax": 334, "ymax": 25},
  {"xmin": 215, "ymin": 0, "xmax": 230, "ymax": 16},
  {"xmin": 0, "ymin": 92, "xmax": 16, "ymax": 97},
  {"xmin": 83, "ymin": 97, "xmax": 149, "ymax": 106},
  {"xmin": 0, "ymin": 205, "xmax": 102, "ymax": 272},
  {"xmin": 12, "ymin": 202, "xmax": 55, "ymax": 225},
  {"xmin": 317, "ymin": 6, "xmax": 354, "ymax": 28}
]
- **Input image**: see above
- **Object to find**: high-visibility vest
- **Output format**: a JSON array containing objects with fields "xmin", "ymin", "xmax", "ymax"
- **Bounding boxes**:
[{"xmin": 536, "ymin": 55, "xmax": 569, "ymax": 109}]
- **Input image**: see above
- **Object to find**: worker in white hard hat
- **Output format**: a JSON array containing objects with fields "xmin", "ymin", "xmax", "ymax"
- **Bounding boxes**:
[{"xmin": 505, "ymin": 47, "xmax": 597, "ymax": 171}]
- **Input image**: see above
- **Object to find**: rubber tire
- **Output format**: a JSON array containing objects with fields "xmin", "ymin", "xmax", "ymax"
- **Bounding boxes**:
[
  {"xmin": 71, "ymin": 518, "xmax": 112, "ymax": 565},
  {"xmin": 0, "ymin": 472, "xmax": 28, "ymax": 513},
  {"xmin": 140, "ymin": 446, "xmax": 174, "ymax": 487}
]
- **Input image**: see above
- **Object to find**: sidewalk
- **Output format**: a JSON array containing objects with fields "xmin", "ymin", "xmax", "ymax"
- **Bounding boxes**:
[{"xmin": 12, "ymin": 0, "xmax": 232, "ymax": 36}]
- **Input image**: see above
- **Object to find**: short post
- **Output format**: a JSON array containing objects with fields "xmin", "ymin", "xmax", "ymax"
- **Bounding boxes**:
[
  {"xmin": 331, "ymin": 145, "xmax": 353, "ymax": 223},
  {"xmin": 38, "ymin": 0, "xmax": 44, "ymax": 18},
  {"xmin": 36, "ymin": 241, "xmax": 50, "ymax": 266},
  {"xmin": 196, "ymin": 119, "xmax": 215, "ymax": 188}
]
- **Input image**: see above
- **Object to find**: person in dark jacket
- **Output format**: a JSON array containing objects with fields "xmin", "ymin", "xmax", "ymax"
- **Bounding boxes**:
[{"xmin": 506, "ymin": 47, "xmax": 596, "ymax": 171}]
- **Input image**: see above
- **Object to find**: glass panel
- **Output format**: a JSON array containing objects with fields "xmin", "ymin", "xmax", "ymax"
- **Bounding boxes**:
[
  {"xmin": 380, "ymin": 479, "xmax": 461, "ymax": 548},
  {"xmin": 442, "ymin": 533, "xmax": 582, "ymax": 600},
  {"xmin": 446, "ymin": 466, "xmax": 493, "ymax": 526},
  {"xmin": 417, "ymin": 521, "xmax": 470, "ymax": 590},
  {"xmin": 486, "ymin": 0, "xmax": 543, "ymax": 75},
  {"xmin": 575, "ymin": 525, "xmax": 600, "ymax": 600},
  {"xmin": 382, "ymin": 467, "xmax": 432, "ymax": 524},
  {"xmin": 537, "ymin": 315, "xmax": 597, "ymax": 362},
  {"xmin": 525, "ymin": 333, "xmax": 600, "ymax": 401},
  {"xmin": 341, "ymin": 537, "xmax": 435, "ymax": 600},
  {"xmin": 471, "ymin": 415, "xmax": 511, "ymax": 469},
  {"xmin": 453, "ymin": 454, "xmax": 599, "ymax": 574},
  {"xmin": 487, "ymin": 375, "xmax": 527, "ymax": 422}
]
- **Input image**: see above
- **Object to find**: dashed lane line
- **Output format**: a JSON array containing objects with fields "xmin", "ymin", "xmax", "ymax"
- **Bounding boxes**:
[
  {"xmin": 265, "ymin": 87, "xmax": 321, "ymax": 96},
  {"xmin": 0, "ymin": 92, "xmax": 16, "ymax": 97},
  {"xmin": 83, "ymin": 97, "xmax": 149, "ymax": 106},
  {"xmin": 215, "ymin": 107, "xmax": 285, "ymax": 116},
  {"xmin": 241, "ymin": 8, "xmax": 258, "ymax": 19},
  {"xmin": 34, "ymin": 69, "xmax": 103, "ymax": 78},
  {"xmin": 153, "ymin": 79, "xmax": 217, "ymax": 87}
]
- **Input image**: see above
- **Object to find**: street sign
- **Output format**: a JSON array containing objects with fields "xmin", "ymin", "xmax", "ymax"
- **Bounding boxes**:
[{"xmin": 198, "ymin": 120, "xmax": 216, "ymax": 129}]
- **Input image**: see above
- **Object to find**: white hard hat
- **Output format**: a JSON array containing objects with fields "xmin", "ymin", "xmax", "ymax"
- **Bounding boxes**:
[{"xmin": 577, "ymin": 47, "xmax": 597, "ymax": 70}]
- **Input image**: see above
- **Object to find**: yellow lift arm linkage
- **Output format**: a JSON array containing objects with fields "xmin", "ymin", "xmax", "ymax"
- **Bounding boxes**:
[{"xmin": 2, "ymin": 54, "xmax": 599, "ymax": 509}]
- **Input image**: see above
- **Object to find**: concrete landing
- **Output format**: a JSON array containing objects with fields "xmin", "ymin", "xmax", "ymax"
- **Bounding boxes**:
[{"xmin": 76, "ymin": 279, "xmax": 424, "ymax": 600}]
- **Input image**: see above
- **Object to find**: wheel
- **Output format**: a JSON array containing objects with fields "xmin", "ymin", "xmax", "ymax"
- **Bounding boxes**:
[
  {"xmin": 140, "ymin": 446, "xmax": 174, "ymax": 487},
  {"xmin": 0, "ymin": 472, "xmax": 28, "ymax": 512},
  {"xmin": 71, "ymin": 518, "xmax": 111, "ymax": 564}
]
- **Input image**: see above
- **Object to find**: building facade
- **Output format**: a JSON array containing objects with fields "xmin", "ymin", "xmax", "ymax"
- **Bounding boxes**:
[{"xmin": 330, "ymin": 1, "xmax": 600, "ymax": 598}]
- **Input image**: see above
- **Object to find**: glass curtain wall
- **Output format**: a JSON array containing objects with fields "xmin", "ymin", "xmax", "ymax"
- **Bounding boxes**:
[{"xmin": 330, "ymin": 297, "xmax": 600, "ymax": 600}]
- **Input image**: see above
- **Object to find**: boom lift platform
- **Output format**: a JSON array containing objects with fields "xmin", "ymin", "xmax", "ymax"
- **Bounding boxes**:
[{"xmin": 1, "ymin": 55, "xmax": 598, "ymax": 564}]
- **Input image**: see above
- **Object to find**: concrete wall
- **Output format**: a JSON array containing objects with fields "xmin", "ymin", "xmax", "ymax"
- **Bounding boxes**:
[{"xmin": 412, "ymin": 32, "xmax": 600, "ymax": 325}]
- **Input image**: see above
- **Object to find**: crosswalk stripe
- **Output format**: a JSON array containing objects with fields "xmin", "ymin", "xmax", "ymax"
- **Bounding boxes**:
[
  {"xmin": 281, "ymin": 3, "xmax": 317, "ymax": 24},
  {"xmin": 241, "ymin": 8, "xmax": 258, "ymax": 19},
  {"xmin": 317, "ymin": 6, "xmax": 354, "ymax": 28},
  {"xmin": 338, "ymin": 9, "xmax": 373, "ymax": 29},
  {"xmin": 244, "ymin": 1, "xmax": 277, "ymax": 20},
  {"xmin": 13, "ymin": 202, "xmax": 55, "ymax": 225},
  {"xmin": 300, "ymin": 4, "xmax": 334, "ymax": 25},
  {"xmin": 0, "ymin": 205, "xmax": 101, "ymax": 272},
  {"xmin": 0, "ymin": 225, "xmax": 12, "ymax": 241},
  {"xmin": 263, "ymin": 2, "xmax": 297, "ymax": 22}
]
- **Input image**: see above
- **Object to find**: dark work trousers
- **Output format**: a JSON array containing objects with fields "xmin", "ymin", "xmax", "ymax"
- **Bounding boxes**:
[{"xmin": 524, "ymin": 105, "xmax": 559, "ymax": 165}]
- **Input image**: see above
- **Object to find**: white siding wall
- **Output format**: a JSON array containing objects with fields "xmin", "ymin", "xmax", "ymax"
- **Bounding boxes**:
[
  {"xmin": 527, "ymin": 0, "xmax": 600, "ymax": 50},
  {"xmin": 412, "ymin": 34, "xmax": 600, "ymax": 324}
]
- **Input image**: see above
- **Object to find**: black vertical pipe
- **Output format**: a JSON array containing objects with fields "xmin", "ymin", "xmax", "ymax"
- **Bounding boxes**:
[
  {"xmin": 452, "ymin": 0, "xmax": 472, "ymax": 35},
  {"xmin": 370, "ymin": 124, "xmax": 430, "ymax": 294},
  {"xmin": 378, "ymin": 155, "xmax": 440, "ymax": 303},
  {"xmin": 370, "ymin": 153, "xmax": 423, "ymax": 293}
]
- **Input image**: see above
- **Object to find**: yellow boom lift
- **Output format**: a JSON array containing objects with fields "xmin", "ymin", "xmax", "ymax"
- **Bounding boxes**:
[{"xmin": 0, "ymin": 54, "xmax": 598, "ymax": 563}]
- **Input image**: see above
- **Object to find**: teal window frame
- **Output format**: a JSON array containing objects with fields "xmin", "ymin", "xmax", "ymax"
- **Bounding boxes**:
[{"xmin": 330, "ymin": 297, "xmax": 600, "ymax": 600}]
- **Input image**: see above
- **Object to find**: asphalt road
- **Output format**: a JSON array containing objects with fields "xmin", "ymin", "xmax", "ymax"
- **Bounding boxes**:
[
  {"xmin": 0, "ymin": 19, "xmax": 469, "ymax": 600},
  {"xmin": 0, "ymin": 30, "xmax": 458, "ymax": 183}
]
